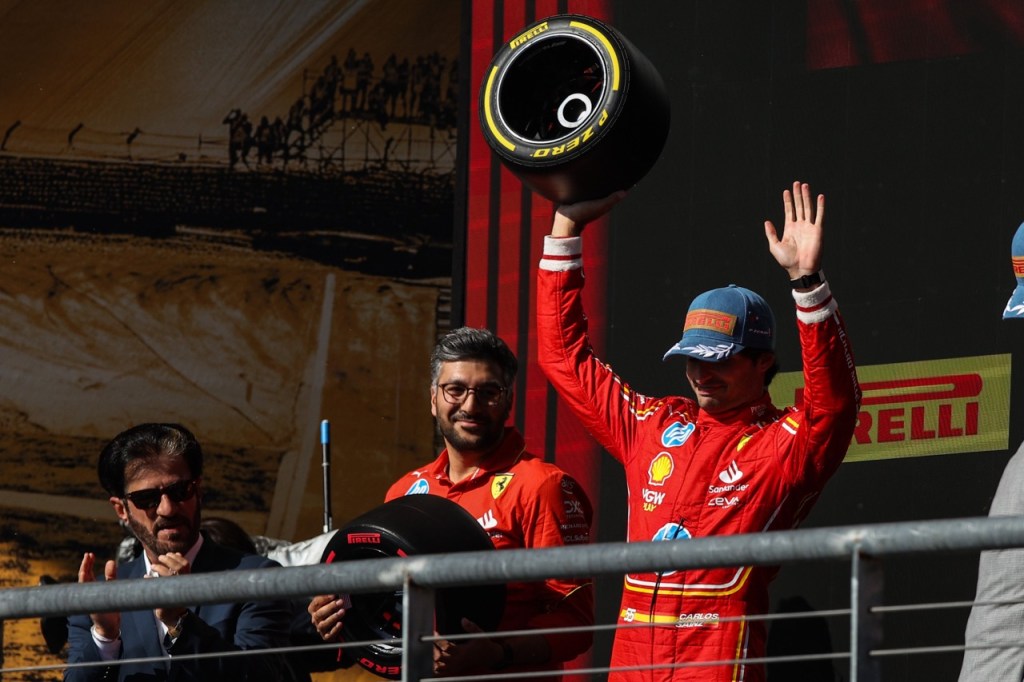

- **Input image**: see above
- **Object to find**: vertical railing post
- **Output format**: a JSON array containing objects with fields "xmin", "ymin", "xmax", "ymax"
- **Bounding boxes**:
[
  {"xmin": 402, "ymin": 577, "xmax": 436, "ymax": 682},
  {"xmin": 849, "ymin": 548, "xmax": 884, "ymax": 682}
]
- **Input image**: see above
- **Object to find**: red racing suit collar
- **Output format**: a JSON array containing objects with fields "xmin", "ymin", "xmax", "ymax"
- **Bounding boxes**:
[
  {"xmin": 695, "ymin": 391, "xmax": 776, "ymax": 427},
  {"xmin": 428, "ymin": 428, "xmax": 528, "ymax": 487}
]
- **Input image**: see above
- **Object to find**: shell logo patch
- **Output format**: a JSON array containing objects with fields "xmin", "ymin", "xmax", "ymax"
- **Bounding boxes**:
[
  {"xmin": 647, "ymin": 452, "xmax": 675, "ymax": 486},
  {"xmin": 491, "ymin": 473, "xmax": 514, "ymax": 499}
]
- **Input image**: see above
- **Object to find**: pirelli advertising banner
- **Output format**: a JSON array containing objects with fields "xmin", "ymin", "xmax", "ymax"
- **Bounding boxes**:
[{"xmin": 773, "ymin": 354, "xmax": 1011, "ymax": 463}]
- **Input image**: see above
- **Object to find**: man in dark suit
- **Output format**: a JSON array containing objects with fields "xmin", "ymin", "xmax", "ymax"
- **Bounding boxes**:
[{"xmin": 65, "ymin": 423, "xmax": 293, "ymax": 681}]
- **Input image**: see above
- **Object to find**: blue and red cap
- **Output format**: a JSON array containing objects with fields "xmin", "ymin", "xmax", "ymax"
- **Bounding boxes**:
[
  {"xmin": 1004, "ymin": 221, "xmax": 1024, "ymax": 320},
  {"xmin": 663, "ymin": 284, "xmax": 775, "ymax": 362}
]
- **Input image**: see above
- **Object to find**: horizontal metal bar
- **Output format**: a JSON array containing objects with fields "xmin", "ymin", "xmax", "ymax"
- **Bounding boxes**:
[
  {"xmin": 431, "ymin": 651, "xmax": 853, "ymax": 682},
  {"xmin": 436, "ymin": 606, "xmax": 856, "ymax": 645},
  {"xmin": 2, "ymin": 515, "xmax": 1021, "ymax": 621},
  {"xmin": 872, "ymin": 599, "xmax": 975, "ymax": 614},
  {"xmin": 871, "ymin": 644, "xmax": 970, "ymax": 657}
]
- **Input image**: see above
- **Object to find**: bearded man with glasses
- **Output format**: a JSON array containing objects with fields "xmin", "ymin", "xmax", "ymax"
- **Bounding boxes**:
[
  {"xmin": 309, "ymin": 326, "xmax": 595, "ymax": 677},
  {"xmin": 66, "ymin": 422, "xmax": 295, "ymax": 681}
]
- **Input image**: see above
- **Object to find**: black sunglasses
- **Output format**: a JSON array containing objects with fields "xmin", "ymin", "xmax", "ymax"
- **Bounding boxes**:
[{"xmin": 123, "ymin": 479, "xmax": 198, "ymax": 510}]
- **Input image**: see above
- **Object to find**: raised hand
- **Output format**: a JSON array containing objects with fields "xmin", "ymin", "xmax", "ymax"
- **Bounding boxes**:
[
  {"xmin": 79, "ymin": 552, "xmax": 120, "ymax": 639},
  {"xmin": 764, "ymin": 181, "xmax": 824, "ymax": 281},
  {"xmin": 552, "ymin": 191, "xmax": 627, "ymax": 237},
  {"xmin": 147, "ymin": 552, "xmax": 191, "ymax": 629}
]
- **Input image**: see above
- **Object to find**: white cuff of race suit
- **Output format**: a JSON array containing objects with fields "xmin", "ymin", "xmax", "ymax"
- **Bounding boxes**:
[
  {"xmin": 792, "ymin": 279, "xmax": 836, "ymax": 324},
  {"xmin": 541, "ymin": 235, "xmax": 582, "ymax": 271}
]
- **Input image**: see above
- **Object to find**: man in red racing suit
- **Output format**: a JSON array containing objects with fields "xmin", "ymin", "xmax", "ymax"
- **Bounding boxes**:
[
  {"xmin": 384, "ymin": 426, "xmax": 594, "ymax": 676},
  {"xmin": 310, "ymin": 327, "xmax": 593, "ymax": 678},
  {"xmin": 536, "ymin": 182, "xmax": 860, "ymax": 681}
]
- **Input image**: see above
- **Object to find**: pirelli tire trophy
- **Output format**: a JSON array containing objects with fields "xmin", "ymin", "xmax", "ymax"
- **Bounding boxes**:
[
  {"xmin": 479, "ymin": 13, "xmax": 670, "ymax": 204},
  {"xmin": 319, "ymin": 495, "xmax": 506, "ymax": 680}
]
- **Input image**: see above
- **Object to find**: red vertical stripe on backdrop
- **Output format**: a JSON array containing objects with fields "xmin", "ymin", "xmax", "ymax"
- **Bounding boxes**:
[
  {"xmin": 522, "ymin": 190, "xmax": 555, "ymax": 451},
  {"xmin": 492, "ymin": 0, "xmax": 528, "ymax": 379},
  {"xmin": 505, "ymin": 0, "xmax": 545, "ymax": 451},
  {"xmin": 566, "ymin": 0, "xmax": 611, "ymax": 19},
  {"xmin": 464, "ymin": 3, "xmax": 497, "ymax": 327}
]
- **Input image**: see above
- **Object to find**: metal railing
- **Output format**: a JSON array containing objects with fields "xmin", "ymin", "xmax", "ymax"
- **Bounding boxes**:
[{"xmin": 5, "ymin": 515, "xmax": 1024, "ymax": 680}]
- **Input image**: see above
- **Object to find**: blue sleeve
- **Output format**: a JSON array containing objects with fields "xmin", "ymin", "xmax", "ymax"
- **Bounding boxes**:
[
  {"xmin": 64, "ymin": 613, "xmax": 109, "ymax": 682},
  {"xmin": 167, "ymin": 556, "xmax": 294, "ymax": 681}
]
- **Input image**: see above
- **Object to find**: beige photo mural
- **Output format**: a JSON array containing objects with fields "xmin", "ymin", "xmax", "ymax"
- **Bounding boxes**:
[{"xmin": 0, "ymin": 1, "xmax": 461, "ymax": 677}]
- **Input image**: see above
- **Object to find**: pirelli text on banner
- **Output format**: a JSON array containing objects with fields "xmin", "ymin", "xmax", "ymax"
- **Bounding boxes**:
[{"xmin": 773, "ymin": 354, "xmax": 1011, "ymax": 462}]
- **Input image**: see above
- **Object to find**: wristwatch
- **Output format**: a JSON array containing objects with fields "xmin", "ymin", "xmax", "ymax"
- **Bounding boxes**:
[
  {"xmin": 167, "ymin": 611, "xmax": 190, "ymax": 640},
  {"xmin": 790, "ymin": 270, "xmax": 825, "ymax": 289}
]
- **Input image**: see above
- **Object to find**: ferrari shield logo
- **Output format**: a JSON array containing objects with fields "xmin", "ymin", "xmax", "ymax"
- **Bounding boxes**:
[{"xmin": 491, "ymin": 473, "xmax": 514, "ymax": 499}]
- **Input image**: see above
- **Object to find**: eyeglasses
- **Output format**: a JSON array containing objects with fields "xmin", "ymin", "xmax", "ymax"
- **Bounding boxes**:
[
  {"xmin": 123, "ymin": 479, "xmax": 198, "ymax": 510},
  {"xmin": 437, "ymin": 382, "xmax": 507, "ymax": 406}
]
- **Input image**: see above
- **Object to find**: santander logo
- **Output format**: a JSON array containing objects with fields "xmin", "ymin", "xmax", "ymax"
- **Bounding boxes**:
[
  {"xmin": 478, "ymin": 510, "xmax": 498, "ymax": 530},
  {"xmin": 718, "ymin": 460, "xmax": 743, "ymax": 485}
]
